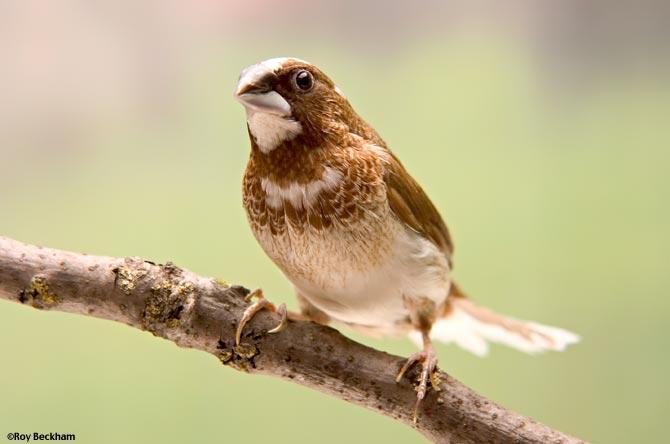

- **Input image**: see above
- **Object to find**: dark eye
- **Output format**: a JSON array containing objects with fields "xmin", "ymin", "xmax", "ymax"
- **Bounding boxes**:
[{"xmin": 294, "ymin": 70, "xmax": 314, "ymax": 91}]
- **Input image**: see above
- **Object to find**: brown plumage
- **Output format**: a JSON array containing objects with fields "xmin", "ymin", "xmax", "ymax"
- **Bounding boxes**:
[{"xmin": 234, "ymin": 57, "xmax": 579, "ymax": 420}]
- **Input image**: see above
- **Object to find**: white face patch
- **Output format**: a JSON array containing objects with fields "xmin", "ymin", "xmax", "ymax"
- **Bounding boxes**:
[
  {"xmin": 260, "ymin": 57, "xmax": 307, "ymax": 71},
  {"xmin": 237, "ymin": 57, "xmax": 312, "ymax": 153},
  {"xmin": 261, "ymin": 166, "xmax": 343, "ymax": 210},
  {"xmin": 247, "ymin": 110, "xmax": 302, "ymax": 154}
]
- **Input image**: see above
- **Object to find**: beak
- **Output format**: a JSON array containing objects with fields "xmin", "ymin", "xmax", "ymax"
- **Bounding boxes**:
[{"xmin": 235, "ymin": 63, "xmax": 291, "ymax": 117}]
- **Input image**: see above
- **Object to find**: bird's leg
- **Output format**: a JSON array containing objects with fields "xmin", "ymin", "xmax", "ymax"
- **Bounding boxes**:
[
  {"xmin": 396, "ymin": 331, "xmax": 441, "ymax": 423},
  {"xmin": 235, "ymin": 288, "xmax": 287, "ymax": 346}
]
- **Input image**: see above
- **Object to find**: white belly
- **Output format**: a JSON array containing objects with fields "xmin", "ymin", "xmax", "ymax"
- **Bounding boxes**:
[{"xmin": 253, "ymin": 214, "xmax": 451, "ymax": 332}]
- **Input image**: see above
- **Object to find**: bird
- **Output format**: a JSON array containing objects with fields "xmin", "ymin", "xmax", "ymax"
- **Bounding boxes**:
[{"xmin": 233, "ymin": 57, "xmax": 579, "ymax": 420}]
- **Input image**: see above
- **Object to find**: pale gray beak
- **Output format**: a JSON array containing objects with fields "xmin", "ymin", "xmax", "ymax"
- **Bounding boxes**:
[{"xmin": 235, "ymin": 63, "xmax": 291, "ymax": 117}]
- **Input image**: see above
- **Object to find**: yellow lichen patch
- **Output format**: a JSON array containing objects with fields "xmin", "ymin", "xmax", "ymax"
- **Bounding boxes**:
[
  {"xmin": 234, "ymin": 344, "xmax": 259, "ymax": 360},
  {"xmin": 113, "ymin": 258, "xmax": 150, "ymax": 295},
  {"xmin": 144, "ymin": 301, "xmax": 163, "ymax": 318},
  {"xmin": 219, "ymin": 344, "xmax": 260, "ymax": 372},
  {"xmin": 218, "ymin": 350, "xmax": 233, "ymax": 364},
  {"xmin": 114, "ymin": 266, "xmax": 137, "ymax": 295},
  {"xmin": 143, "ymin": 277, "xmax": 188, "ymax": 331},
  {"xmin": 151, "ymin": 280, "xmax": 173, "ymax": 293},
  {"xmin": 18, "ymin": 276, "xmax": 62, "ymax": 308},
  {"xmin": 165, "ymin": 318, "xmax": 180, "ymax": 328},
  {"xmin": 211, "ymin": 278, "xmax": 228, "ymax": 287},
  {"xmin": 176, "ymin": 281, "xmax": 194, "ymax": 295},
  {"xmin": 31, "ymin": 276, "xmax": 62, "ymax": 305}
]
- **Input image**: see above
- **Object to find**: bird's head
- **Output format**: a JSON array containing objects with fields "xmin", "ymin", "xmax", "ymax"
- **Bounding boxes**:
[{"xmin": 235, "ymin": 57, "xmax": 365, "ymax": 154}]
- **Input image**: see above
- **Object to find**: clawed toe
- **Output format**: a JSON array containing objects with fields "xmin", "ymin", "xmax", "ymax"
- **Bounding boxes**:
[
  {"xmin": 268, "ymin": 303, "xmax": 288, "ymax": 334},
  {"xmin": 396, "ymin": 351, "xmax": 423, "ymax": 383},
  {"xmin": 235, "ymin": 289, "xmax": 287, "ymax": 345},
  {"xmin": 396, "ymin": 338, "xmax": 441, "ymax": 423}
]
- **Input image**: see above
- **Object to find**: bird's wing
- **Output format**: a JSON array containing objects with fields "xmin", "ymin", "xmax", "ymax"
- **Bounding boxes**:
[{"xmin": 384, "ymin": 150, "xmax": 454, "ymax": 266}]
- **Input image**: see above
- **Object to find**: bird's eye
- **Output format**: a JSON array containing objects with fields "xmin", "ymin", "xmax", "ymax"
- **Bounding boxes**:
[{"xmin": 294, "ymin": 70, "xmax": 314, "ymax": 91}]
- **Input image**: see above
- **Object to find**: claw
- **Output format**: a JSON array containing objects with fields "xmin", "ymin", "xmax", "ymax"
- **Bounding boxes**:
[
  {"xmin": 268, "ymin": 303, "xmax": 288, "ymax": 334},
  {"xmin": 396, "ymin": 351, "xmax": 422, "ymax": 383},
  {"xmin": 235, "ymin": 289, "xmax": 287, "ymax": 346},
  {"xmin": 396, "ymin": 334, "xmax": 441, "ymax": 424},
  {"xmin": 244, "ymin": 288, "xmax": 263, "ymax": 302}
]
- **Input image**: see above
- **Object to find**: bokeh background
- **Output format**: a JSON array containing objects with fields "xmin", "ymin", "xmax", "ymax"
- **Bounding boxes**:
[{"xmin": 1, "ymin": 1, "xmax": 668, "ymax": 443}]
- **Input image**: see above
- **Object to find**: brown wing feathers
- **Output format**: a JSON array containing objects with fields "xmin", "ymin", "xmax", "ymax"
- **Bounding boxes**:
[{"xmin": 384, "ymin": 151, "xmax": 454, "ymax": 267}]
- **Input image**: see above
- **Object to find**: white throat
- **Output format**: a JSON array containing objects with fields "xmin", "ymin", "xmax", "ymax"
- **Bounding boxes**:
[{"xmin": 246, "ymin": 110, "xmax": 302, "ymax": 154}]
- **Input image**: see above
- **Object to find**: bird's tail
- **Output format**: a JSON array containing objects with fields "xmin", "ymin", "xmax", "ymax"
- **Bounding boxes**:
[{"xmin": 413, "ymin": 283, "xmax": 580, "ymax": 357}]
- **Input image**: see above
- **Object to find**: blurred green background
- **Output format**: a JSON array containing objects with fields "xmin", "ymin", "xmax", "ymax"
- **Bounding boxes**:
[{"xmin": 1, "ymin": 1, "xmax": 668, "ymax": 443}]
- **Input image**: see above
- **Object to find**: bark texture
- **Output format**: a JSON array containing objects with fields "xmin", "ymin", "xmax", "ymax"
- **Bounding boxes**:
[{"xmin": 0, "ymin": 236, "xmax": 587, "ymax": 444}]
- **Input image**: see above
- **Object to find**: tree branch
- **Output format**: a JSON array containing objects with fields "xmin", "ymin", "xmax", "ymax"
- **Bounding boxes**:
[{"xmin": 0, "ymin": 236, "xmax": 586, "ymax": 444}]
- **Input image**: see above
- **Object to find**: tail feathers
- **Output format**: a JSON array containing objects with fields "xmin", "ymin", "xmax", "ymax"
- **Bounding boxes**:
[{"xmin": 411, "ymin": 297, "xmax": 580, "ymax": 357}]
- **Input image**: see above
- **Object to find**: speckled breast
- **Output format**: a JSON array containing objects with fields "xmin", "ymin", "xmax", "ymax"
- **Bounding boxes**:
[{"xmin": 242, "ymin": 155, "xmax": 399, "ymax": 291}]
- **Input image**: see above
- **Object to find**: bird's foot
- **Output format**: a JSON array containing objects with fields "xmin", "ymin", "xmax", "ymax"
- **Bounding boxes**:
[
  {"xmin": 235, "ymin": 288, "xmax": 287, "ymax": 346},
  {"xmin": 396, "ymin": 343, "xmax": 441, "ymax": 423}
]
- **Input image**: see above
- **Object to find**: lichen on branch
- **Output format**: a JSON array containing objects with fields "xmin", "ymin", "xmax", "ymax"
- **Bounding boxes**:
[{"xmin": 0, "ymin": 236, "xmax": 588, "ymax": 444}]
